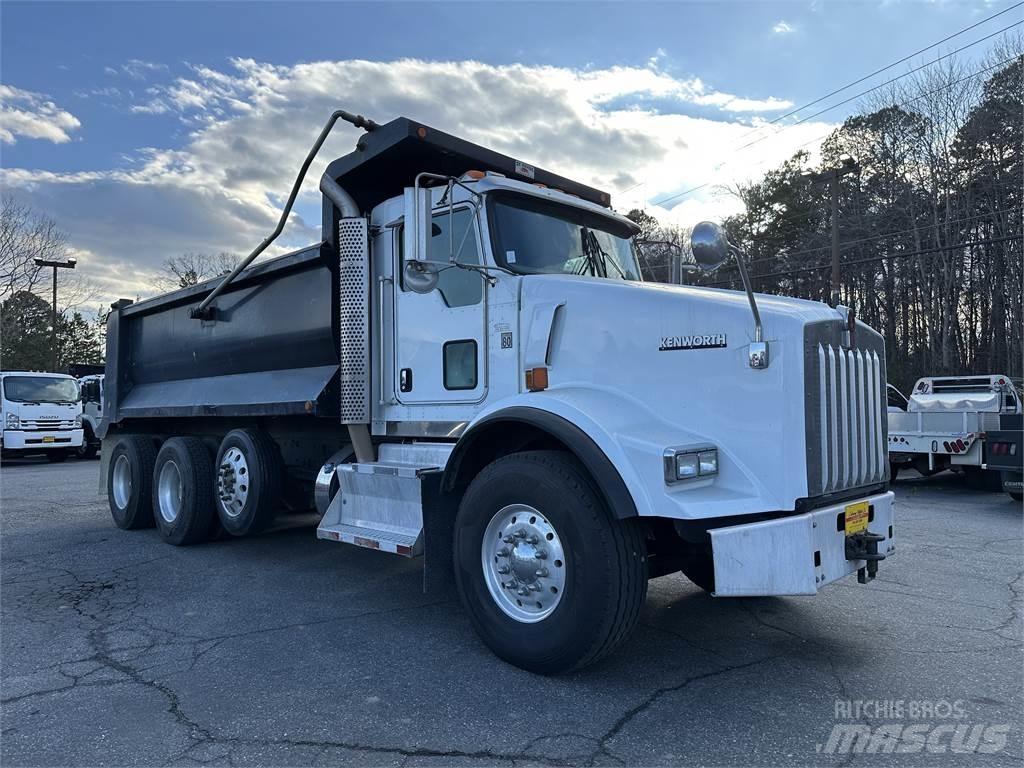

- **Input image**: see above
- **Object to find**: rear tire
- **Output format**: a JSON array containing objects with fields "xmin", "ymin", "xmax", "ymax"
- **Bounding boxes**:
[
  {"xmin": 453, "ymin": 450, "xmax": 647, "ymax": 674},
  {"xmin": 107, "ymin": 435, "xmax": 157, "ymax": 530},
  {"xmin": 152, "ymin": 437, "xmax": 215, "ymax": 546},
  {"xmin": 45, "ymin": 449, "xmax": 67, "ymax": 463},
  {"xmin": 214, "ymin": 429, "xmax": 282, "ymax": 537}
]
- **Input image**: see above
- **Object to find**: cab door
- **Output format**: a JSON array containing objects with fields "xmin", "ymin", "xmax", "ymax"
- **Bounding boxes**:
[{"xmin": 392, "ymin": 206, "xmax": 487, "ymax": 406}]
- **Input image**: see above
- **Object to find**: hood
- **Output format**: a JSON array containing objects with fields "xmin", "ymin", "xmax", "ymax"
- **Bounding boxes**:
[{"xmin": 520, "ymin": 275, "xmax": 850, "ymax": 510}]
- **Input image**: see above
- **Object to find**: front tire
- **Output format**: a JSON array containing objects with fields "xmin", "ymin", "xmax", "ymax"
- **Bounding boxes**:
[
  {"xmin": 152, "ymin": 437, "xmax": 215, "ymax": 546},
  {"xmin": 213, "ymin": 429, "xmax": 282, "ymax": 537},
  {"xmin": 76, "ymin": 424, "xmax": 98, "ymax": 460},
  {"xmin": 453, "ymin": 451, "xmax": 647, "ymax": 674},
  {"xmin": 107, "ymin": 435, "xmax": 157, "ymax": 530}
]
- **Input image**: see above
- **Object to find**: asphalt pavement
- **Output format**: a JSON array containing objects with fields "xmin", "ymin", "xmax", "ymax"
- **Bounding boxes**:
[{"xmin": 1, "ymin": 457, "xmax": 1021, "ymax": 767}]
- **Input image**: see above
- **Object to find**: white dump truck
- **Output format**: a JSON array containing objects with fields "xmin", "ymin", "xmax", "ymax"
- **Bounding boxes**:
[
  {"xmin": 887, "ymin": 374, "xmax": 1022, "ymax": 488},
  {"xmin": 1, "ymin": 371, "xmax": 83, "ymax": 462},
  {"xmin": 99, "ymin": 112, "xmax": 895, "ymax": 673}
]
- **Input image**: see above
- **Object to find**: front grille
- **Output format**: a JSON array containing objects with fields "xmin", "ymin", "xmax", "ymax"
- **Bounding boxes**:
[
  {"xmin": 21, "ymin": 419, "xmax": 76, "ymax": 431},
  {"xmin": 804, "ymin": 321, "xmax": 888, "ymax": 496}
]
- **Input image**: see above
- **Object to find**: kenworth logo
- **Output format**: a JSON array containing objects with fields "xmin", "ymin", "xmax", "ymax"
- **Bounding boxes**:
[{"xmin": 659, "ymin": 333, "xmax": 728, "ymax": 352}]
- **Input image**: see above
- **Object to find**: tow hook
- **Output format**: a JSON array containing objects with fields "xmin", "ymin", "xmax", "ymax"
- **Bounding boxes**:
[{"xmin": 845, "ymin": 531, "xmax": 886, "ymax": 584}]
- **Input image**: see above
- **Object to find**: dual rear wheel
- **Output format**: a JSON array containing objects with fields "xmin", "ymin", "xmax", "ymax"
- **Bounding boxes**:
[{"xmin": 106, "ymin": 429, "xmax": 282, "ymax": 546}]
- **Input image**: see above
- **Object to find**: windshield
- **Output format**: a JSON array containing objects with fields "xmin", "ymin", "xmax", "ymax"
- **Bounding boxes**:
[
  {"xmin": 2, "ymin": 376, "xmax": 80, "ymax": 403},
  {"xmin": 488, "ymin": 194, "xmax": 641, "ymax": 281}
]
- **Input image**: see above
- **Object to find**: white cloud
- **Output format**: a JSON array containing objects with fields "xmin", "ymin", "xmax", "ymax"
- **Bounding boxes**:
[
  {"xmin": 773, "ymin": 20, "xmax": 795, "ymax": 34},
  {"xmin": 107, "ymin": 59, "xmax": 168, "ymax": 81},
  {"xmin": 2, "ymin": 58, "xmax": 834, "ymax": 304},
  {"xmin": 0, "ymin": 85, "xmax": 82, "ymax": 145}
]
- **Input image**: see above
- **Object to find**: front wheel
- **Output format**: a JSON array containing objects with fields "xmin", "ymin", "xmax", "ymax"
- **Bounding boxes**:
[
  {"xmin": 76, "ymin": 424, "xmax": 98, "ymax": 460},
  {"xmin": 453, "ymin": 451, "xmax": 647, "ymax": 674}
]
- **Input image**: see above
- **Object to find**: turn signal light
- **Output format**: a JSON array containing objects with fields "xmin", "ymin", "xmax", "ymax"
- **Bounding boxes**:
[{"xmin": 525, "ymin": 367, "xmax": 549, "ymax": 392}]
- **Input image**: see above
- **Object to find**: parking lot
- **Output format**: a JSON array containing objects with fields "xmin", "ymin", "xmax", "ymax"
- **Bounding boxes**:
[{"xmin": 1, "ymin": 458, "xmax": 1020, "ymax": 767}]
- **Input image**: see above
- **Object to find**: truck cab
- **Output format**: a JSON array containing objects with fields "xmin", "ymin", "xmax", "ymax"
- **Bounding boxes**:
[
  {"xmin": 1, "ymin": 371, "xmax": 84, "ymax": 462},
  {"xmin": 77, "ymin": 374, "xmax": 103, "ymax": 459},
  {"xmin": 99, "ymin": 115, "xmax": 895, "ymax": 673}
]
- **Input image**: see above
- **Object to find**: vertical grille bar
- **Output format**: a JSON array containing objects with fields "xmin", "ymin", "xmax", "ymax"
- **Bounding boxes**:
[
  {"xmin": 818, "ymin": 344, "xmax": 829, "ymax": 491},
  {"xmin": 829, "ymin": 346, "xmax": 839, "ymax": 490}
]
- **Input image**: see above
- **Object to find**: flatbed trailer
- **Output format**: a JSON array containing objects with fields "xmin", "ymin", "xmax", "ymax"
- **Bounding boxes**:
[{"xmin": 888, "ymin": 375, "xmax": 1021, "ymax": 488}]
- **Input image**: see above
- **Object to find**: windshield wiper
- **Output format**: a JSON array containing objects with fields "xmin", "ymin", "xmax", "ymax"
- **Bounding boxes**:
[{"xmin": 581, "ymin": 227, "xmax": 627, "ymax": 279}]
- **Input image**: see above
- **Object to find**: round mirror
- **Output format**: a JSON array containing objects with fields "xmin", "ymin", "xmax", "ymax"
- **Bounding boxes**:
[
  {"xmin": 690, "ymin": 221, "xmax": 731, "ymax": 273},
  {"xmin": 403, "ymin": 260, "xmax": 440, "ymax": 294}
]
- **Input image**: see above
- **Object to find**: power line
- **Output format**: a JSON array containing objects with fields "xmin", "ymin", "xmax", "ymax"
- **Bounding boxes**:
[
  {"xmin": 743, "ymin": 206, "xmax": 1023, "ymax": 266},
  {"xmin": 733, "ymin": 20, "xmax": 1023, "ymax": 153},
  {"xmin": 643, "ymin": 44, "xmax": 1023, "ymax": 208},
  {"xmin": 734, "ymin": 2, "xmax": 1024, "ymax": 142},
  {"xmin": 706, "ymin": 234, "xmax": 1022, "ymax": 286}
]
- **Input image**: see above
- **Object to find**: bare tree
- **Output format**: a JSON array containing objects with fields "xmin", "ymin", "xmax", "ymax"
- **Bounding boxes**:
[
  {"xmin": 157, "ymin": 252, "xmax": 241, "ymax": 291},
  {"xmin": 0, "ymin": 196, "xmax": 69, "ymax": 301}
]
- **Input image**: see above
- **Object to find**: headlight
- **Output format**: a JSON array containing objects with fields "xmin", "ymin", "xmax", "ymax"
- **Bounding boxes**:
[
  {"xmin": 5, "ymin": 413, "xmax": 18, "ymax": 429},
  {"xmin": 74, "ymin": 414, "xmax": 83, "ymax": 428},
  {"xmin": 664, "ymin": 445, "xmax": 718, "ymax": 485}
]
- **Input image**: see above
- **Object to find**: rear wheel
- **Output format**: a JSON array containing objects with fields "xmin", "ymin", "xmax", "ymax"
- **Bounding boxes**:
[
  {"xmin": 153, "ymin": 437, "xmax": 215, "ymax": 546},
  {"xmin": 45, "ymin": 449, "xmax": 68, "ymax": 463},
  {"xmin": 107, "ymin": 435, "xmax": 157, "ymax": 530},
  {"xmin": 453, "ymin": 451, "xmax": 647, "ymax": 674},
  {"xmin": 214, "ymin": 429, "xmax": 282, "ymax": 537}
]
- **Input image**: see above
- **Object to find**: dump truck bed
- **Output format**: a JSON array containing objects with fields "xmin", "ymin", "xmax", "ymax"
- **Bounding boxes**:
[{"xmin": 101, "ymin": 244, "xmax": 338, "ymax": 433}]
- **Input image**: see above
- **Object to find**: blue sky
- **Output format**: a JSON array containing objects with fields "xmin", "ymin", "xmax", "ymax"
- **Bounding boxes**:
[{"xmin": 1, "ymin": 1, "xmax": 1019, "ymax": 304}]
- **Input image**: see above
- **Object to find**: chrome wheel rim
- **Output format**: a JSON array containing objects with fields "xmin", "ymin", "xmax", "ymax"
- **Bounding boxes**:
[
  {"xmin": 481, "ymin": 504, "xmax": 566, "ymax": 623},
  {"xmin": 217, "ymin": 447, "xmax": 249, "ymax": 518},
  {"xmin": 112, "ymin": 454, "xmax": 131, "ymax": 509},
  {"xmin": 157, "ymin": 460, "xmax": 184, "ymax": 524}
]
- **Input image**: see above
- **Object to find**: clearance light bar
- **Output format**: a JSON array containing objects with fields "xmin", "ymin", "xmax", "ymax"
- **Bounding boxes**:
[{"xmin": 663, "ymin": 445, "xmax": 718, "ymax": 485}]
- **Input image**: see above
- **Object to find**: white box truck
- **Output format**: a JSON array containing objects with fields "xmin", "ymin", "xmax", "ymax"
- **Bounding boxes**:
[
  {"xmin": 98, "ymin": 112, "xmax": 895, "ymax": 673},
  {"xmin": 1, "ymin": 371, "xmax": 84, "ymax": 462}
]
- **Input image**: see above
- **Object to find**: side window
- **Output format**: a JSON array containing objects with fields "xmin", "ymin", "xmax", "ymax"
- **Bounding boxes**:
[
  {"xmin": 443, "ymin": 340, "xmax": 478, "ymax": 390},
  {"xmin": 400, "ymin": 209, "xmax": 482, "ymax": 308}
]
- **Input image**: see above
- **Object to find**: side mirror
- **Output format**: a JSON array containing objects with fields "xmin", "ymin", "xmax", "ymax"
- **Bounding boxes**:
[
  {"xmin": 403, "ymin": 260, "xmax": 440, "ymax": 294},
  {"xmin": 690, "ymin": 221, "xmax": 731, "ymax": 273},
  {"xmin": 403, "ymin": 185, "xmax": 433, "ymax": 265}
]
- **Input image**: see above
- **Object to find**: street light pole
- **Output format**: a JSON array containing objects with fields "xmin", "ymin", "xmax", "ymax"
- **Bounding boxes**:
[{"xmin": 33, "ymin": 257, "xmax": 77, "ymax": 372}]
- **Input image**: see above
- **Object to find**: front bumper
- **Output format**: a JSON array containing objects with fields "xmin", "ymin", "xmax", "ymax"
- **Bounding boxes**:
[
  {"xmin": 2, "ymin": 429, "xmax": 83, "ymax": 450},
  {"xmin": 709, "ymin": 491, "xmax": 895, "ymax": 596}
]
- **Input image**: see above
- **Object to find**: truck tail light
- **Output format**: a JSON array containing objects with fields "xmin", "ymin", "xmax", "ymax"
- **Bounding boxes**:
[
  {"xmin": 956, "ymin": 439, "xmax": 966, "ymax": 452},
  {"xmin": 943, "ymin": 441, "xmax": 951, "ymax": 452}
]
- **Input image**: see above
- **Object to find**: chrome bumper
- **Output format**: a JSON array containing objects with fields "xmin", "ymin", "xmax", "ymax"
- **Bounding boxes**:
[{"xmin": 709, "ymin": 491, "xmax": 895, "ymax": 597}]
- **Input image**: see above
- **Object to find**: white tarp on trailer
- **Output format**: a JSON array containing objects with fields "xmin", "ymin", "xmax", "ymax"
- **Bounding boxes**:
[{"xmin": 907, "ymin": 392, "xmax": 1000, "ymax": 413}]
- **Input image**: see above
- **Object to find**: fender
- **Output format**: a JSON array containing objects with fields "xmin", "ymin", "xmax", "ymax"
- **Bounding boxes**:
[
  {"xmin": 444, "ymin": 404, "xmax": 640, "ymax": 519},
  {"xmin": 446, "ymin": 386, "xmax": 780, "ymax": 521}
]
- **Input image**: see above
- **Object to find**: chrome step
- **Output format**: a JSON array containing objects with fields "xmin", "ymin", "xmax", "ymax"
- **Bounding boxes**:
[{"xmin": 316, "ymin": 459, "xmax": 443, "ymax": 558}]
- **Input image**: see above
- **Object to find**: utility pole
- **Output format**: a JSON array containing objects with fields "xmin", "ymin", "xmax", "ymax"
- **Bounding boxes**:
[
  {"xmin": 805, "ymin": 156, "xmax": 860, "ymax": 306},
  {"xmin": 33, "ymin": 256, "xmax": 77, "ymax": 372}
]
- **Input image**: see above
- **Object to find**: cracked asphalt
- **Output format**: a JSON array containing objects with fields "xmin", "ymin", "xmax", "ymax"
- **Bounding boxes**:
[{"xmin": 1, "ymin": 458, "xmax": 1021, "ymax": 767}]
